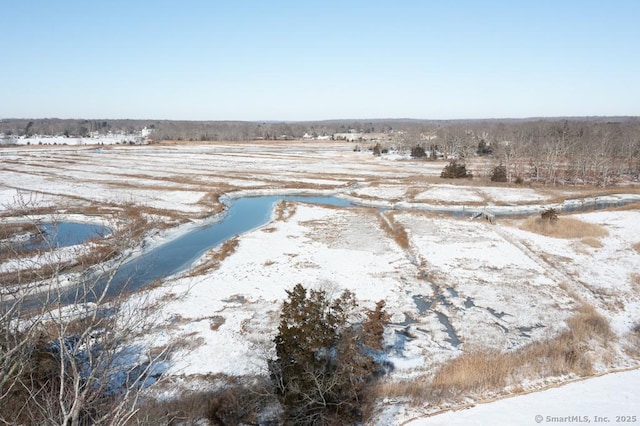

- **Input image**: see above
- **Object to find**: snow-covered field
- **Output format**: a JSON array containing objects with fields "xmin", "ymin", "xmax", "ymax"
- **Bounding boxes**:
[{"xmin": 1, "ymin": 141, "xmax": 639, "ymax": 424}]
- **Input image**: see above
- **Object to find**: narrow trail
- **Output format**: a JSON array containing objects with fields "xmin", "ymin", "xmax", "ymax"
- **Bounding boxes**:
[
  {"xmin": 494, "ymin": 225, "xmax": 597, "ymax": 305},
  {"xmin": 494, "ymin": 226, "xmax": 569, "ymax": 283}
]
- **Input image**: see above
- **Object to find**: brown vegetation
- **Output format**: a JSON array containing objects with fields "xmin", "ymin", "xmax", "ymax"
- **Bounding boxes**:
[
  {"xmin": 1, "ymin": 264, "xmax": 170, "ymax": 425},
  {"xmin": 380, "ymin": 304, "xmax": 612, "ymax": 404},
  {"xmin": 196, "ymin": 191, "xmax": 225, "ymax": 213},
  {"xmin": 540, "ymin": 207, "xmax": 559, "ymax": 222},
  {"xmin": 437, "ymin": 304, "xmax": 610, "ymax": 394},
  {"xmin": 520, "ymin": 216, "xmax": 609, "ymax": 239},
  {"xmin": 0, "ymin": 201, "xmax": 157, "ymax": 288},
  {"xmin": 630, "ymin": 272, "xmax": 640, "ymax": 293},
  {"xmin": 0, "ymin": 238, "xmax": 121, "ymax": 288},
  {"xmin": 188, "ymin": 237, "xmax": 239, "ymax": 276},
  {"xmin": 581, "ymin": 237, "xmax": 604, "ymax": 248},
  {"xmin": 431, "ymin": 349, "xmax": 514, "ymax": 396},
  {"xmin": 3, "ymin": 117, "xmax": 640, "ymax": 187},
  {"xmin": 378, "ymin": 211, "xmax": 410, "ymax": 249},
  {"xmin": 490, "ymin": 164, "xmax": 509, "ymax": 182},
  {"xmin": 274, "ymin": 200, "xmax": 297, "ymax": 221},
  {"xmin": 624, "ymin": 324, "xmax": 640, "ymax": 360},
  {"xmin": 0, "ymin": 222, "xmax": 39, "ymax": 240},
  {"xmin": 132, "ymin": 377, "xmax": 277, "ymax": 425}
]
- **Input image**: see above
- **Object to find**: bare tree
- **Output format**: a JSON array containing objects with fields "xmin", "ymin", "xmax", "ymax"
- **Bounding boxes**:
[{"xmin": 0, "ymin": 201, "xmax": 170, "ymax": 425}]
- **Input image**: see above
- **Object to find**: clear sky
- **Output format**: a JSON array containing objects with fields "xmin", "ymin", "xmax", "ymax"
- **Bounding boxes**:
[{"xmin": 1, "ymin": 1, "xmax": 639, "ymax": 121}]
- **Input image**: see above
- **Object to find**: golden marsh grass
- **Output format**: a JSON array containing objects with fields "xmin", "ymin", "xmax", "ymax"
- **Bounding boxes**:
[{"xmin": 521, "ymin": 216, "xmax": 608, "ymax": 239}]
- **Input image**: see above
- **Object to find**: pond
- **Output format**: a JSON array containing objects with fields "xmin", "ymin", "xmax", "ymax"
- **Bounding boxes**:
[
  {"xmin": 22, "ymin": 222, "xmax": 110, "ymax": 251},
  {"xmin": 1, "ymin": 222, "xmax": 111, "ymax": 256}
]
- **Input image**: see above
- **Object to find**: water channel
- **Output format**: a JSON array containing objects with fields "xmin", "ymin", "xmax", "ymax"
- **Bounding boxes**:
[
  {"xmin": 105, "ymin": 195, "xmax": 353, "ymax": 295},
  {"xmin": 13, "ymin": 192, "xmax": 639, "ymax": 308},
  {"xmin": 53, "ymin": 195, "xmax": 354, "ymax": 305}
]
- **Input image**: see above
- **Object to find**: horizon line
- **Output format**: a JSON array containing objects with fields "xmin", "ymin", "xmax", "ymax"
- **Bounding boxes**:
[{"xmin": 2, "ymin": 115, "xmax": 639, "ymax": 123}]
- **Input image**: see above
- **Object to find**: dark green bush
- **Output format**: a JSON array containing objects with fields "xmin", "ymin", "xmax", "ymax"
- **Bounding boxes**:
[
  {"xmin": 441, "ymin": 160, "xmax": 471, "ymax": 179},
  {"xmin": 270, "ymin": 284, "xmax": 390, "ymax": 425},
  {"xmin": 491, "ymin": 164, "xmax": 508, "ymax": 182}
]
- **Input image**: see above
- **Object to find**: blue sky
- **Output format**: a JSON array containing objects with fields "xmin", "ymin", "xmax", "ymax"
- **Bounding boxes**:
[{"xmin": 2, "ymin": 1, "xmax": 639, "ymax": 120}]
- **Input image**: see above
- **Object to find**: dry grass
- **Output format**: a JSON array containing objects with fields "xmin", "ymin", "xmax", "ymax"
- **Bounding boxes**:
[
  {"xmin": 520, "ymin": 216, "xmax": 609, "ymax": 239},
  {"xmin": 0, "ymin": 222, "xmax": 40, "ymax": 240},
  {"xmin": 172, "ymin": 333, "xmax": 206, "ymax": 351},
  {"xmin": 431, "ymin": 349, "xmax": 514, "ymax": 396},
  {"xmin": 215, "ymin": 237, "xmax": 239, "ymax": 263},
  {"xmin": 558, "ymin": 281, "xmax": 582, "ymax": 303},
  {"xmin": 567, "ymin": 304, "xmax": 613, "ymax": 341},
  {"xmin": 404, "ymin": 187, "xmax": 424, "ymax": 200},
  {"xmin": 535, "ymin": 188, "xmax": 640, "ymax": 205},
  {"xmin": 0, "ymin": 204, "xmax": 56, "ymax": 218},
  {"xmin": 384, "ymin": 304, "xmax": 613, "ymax": 403},
  {"xmin": 0, "ymin": 239, "xmax": 119, "ymax": 287},
  {"xmin": 72, "ymin": 239, "xmax": 122, "ymax": 268},
  {"xmin": 133, "ymin": 375, "xmax": 276, "ymax": 425},
  {"xmin": 197, "ymin": 191, "xmax": 225, "ymax": 213},
  {"xmin": 273, "ymin": 201, "xmax": 297, "ymax": 221},
  {"xmin": 633, "ymin": 242, "xmax": 640, "ymax": 254},
  {"xmin": 0, "ymin": 264, "xmax": 58, "ymax": 288},
  {"xmin": 631, "ymin": 273, "xmax": 640, "ymax": 293},
  {"xmin": 0, "ymin": 201, "xmax": 135, "ymax": 275},
  {"xmin": 624, "ymin": 324, "xmax": 640, "ymax": 360},
  {"xmin": 374, "ymin": 375, "xmax": 431, "ymax": 402},
  {"xmin": 378, "ymin": 211, "xmax": 410, "ymax": 250},
  {"xmin": 518, "ymin": 304, "xmax": 611, "ymax": 378},
  {"xmin": 519, "ymin": 333, "xmax": 593, "ymax": 378},
  {"xmin": 580, "ymin": 237, "xmax": 603, "ymax": 248},
  {"xmin": 188, "ymin": 237, "xmax": 239, "ymax": 276}
]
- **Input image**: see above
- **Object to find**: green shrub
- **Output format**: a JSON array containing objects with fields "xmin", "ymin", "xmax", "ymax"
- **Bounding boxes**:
[
  {"xmin": 411, "ymin": 146, "xmax": 426, "ymax": 158},
  {"xmin": 441, "ymin": 160, "xmax": 471, "ymax": 179},
  {"xmin": 491, "ymin": 164, "xmax": 508, "ymax": 182}
]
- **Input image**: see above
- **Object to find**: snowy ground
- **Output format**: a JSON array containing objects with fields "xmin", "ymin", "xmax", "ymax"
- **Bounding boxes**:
[
  {"xmin": 406, "ymin": 368, "xmax": 640, "ymax": 426},
  {"xmin": 1, "ymin": 141, "xmax": 639, "ymax": 423}
]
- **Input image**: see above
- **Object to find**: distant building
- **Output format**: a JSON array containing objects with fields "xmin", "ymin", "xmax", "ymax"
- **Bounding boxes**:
[
  {"xmin": 333, "ymin": 132, "xmax": 364, "ymax": 141},
  {"xmin": 332, "ymin": 132, "xmax": 389, "ymax": 142}
]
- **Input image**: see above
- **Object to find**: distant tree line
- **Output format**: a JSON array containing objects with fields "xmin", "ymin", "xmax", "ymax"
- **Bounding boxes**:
[
  {"xmin": 2, "ymin": 117, "xmax": 639, "ymax": 186},
  {"xmin": 0, "ymin": 118, "xmax": 396, "ymax": 141},
  {"xmin": 0, "ymin": 119, "xmax": 148, "ymax": 138},
  {"xmin": 395, "ymin": 118, "xmax": 640, "ymax": 187}
]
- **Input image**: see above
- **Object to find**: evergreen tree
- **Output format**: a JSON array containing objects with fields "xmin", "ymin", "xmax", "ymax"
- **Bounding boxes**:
[
  {"xmin": 491, "ymin": 164, "xmax": 508, "ymax": 182},
  {"xmin": 270, "ymin": 284, "xmax": 389, "ymax": 425}
]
